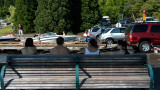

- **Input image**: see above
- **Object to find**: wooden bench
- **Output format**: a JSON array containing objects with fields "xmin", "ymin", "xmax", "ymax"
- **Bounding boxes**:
[{"xmin": 0, "ymin": 54, "xmax": 154, "ymax": 90}]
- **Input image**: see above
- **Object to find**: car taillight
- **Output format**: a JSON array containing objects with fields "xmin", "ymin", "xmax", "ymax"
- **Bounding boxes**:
[
  {"xmin": 129, "ymin": 34, "xmax": 132, "ymax": 41},
  {"xmin": 90, "ymin": 33, "xmax": 92, "ymax": 36}
]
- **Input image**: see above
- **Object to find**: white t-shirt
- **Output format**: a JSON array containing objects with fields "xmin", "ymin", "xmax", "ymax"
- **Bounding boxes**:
[{"xmin": 83, "ymin": 33, "xmax": 87, "ymax": 37}]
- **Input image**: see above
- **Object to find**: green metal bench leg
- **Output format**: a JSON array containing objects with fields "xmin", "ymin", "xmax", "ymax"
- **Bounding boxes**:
[
  {"xmin": 1, "ymin": 65, "xmax": 6, "ymax": 90},
  {"xmin": 76, "ymin": 58, "xmax": 79, "ymax": 90},
  {"xmin": 145, "ymin": 64, "xmax": 154, "ymax": 90}
]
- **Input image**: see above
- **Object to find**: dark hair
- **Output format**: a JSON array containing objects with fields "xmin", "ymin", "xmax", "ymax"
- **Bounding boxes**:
[
  {"xmin": 89, "ymin": 39, "xmax": 98, "ymax": 48},
  {"xmin": 25, "ymin": 38, "xmax": 34, "ymax": 47},
  {"xmin": 56, "ymin": 37, "xmax": 64, "ymax": 45}
]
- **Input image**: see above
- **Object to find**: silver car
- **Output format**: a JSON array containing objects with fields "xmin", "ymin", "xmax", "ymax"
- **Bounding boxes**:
[
  {"xmin": 99, "ymin": 27, "xmax": 126, "ymax": 44},
  {"xmin": 88, "ymin": 25, "xmax": 104, "ymax": 39}
]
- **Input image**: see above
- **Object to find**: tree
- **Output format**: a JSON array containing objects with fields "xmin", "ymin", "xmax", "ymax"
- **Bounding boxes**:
[
  {"xmin": 0, "ymin": 0, "xmax": 15, "ymax": 19},
  {"xmin": 6, "ymin": 5, "xmax": 16, "ymax": 23},
  {"xmin": 70, "ymin": 0, "xmax": 82, "ymax": 34},
  {"xmin": 104, "ymin": 0, "xmax": 125, "ymax": 23},
  {"xmin": 49, "ymin": 0, "xmax": 72, "ymax": 34},
  {"xmin": 4, "ymin": 0, "xmax": 15, "ymax": 8},
  {"xmin": 141, "ymin": 0, "xmax": 160, "ymax": 19},
  {"xmin": 14, "ymin": 0, "xmax": 37, "ymax": 33},
  {"xmin": 34, "ymin": 0, "xmax": 52, "ymax": 34},
  {"xmin": 81, "ymin": 0, "xmax": 100, "ymax": 31},
  {"xmin": 98, "ymin": 0, "xmax": 107, "ymax": 16}
]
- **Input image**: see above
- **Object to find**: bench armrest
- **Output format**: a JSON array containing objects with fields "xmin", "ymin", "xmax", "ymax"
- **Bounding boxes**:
[
  {"xmin": 145, "ymin": 64, "xmax": 154, "ymax": 90},
  {"xmin": 1, "ymin": 65, "xmax": 6, "ymax": 90},
  {"xmin": 76, "ymin": 58, "xmax": 79, "ymax": 90}
]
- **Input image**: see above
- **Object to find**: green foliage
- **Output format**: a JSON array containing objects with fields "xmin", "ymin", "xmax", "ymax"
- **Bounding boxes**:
[
  {"xmin": 0, "ymin": 0, "xmax": 159, "ymax": 35},
  {"xmin": 35, "ymin": 0, "xmax": 72, "ymax": 34},
  {"xmin": 0, "ymin": 6, "xmax": 8, "ymax": 19},
  {"xmin": 81, "ymin": 0, "xmax": 100, "ymax": 31},
  {"xmin": 0, "ymin": 25, "xmax": 13, "ymax": 35},
  {"xmin": 141, "ymin": 0, "xmax": 160, "ymax": 19},
  {"xmin": 49, "ymin": 0, "xmax": 72, "ymax": 34},
  {"xmin": 6, "ymin": 5, "xmax": 16, "ymax": 23},
  {"xmin": 0, "ymin": 0, "xmax": 15, "ymax": 19},
  {"xmin": 103, "ymin": 0, "xmax": 125, "ymax": 23},
  {"xmin": 14, "ymin": 0, "xmax": 37, "ymax": 34},
  {"xmin": 34, "ymin": 0, "xmax": 52, "ymax": 34}
]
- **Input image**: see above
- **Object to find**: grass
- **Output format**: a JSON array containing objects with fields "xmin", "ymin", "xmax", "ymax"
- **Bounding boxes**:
[{"xmin": 0, "ymin": 25, "xmax": 14, "ymax": 35}]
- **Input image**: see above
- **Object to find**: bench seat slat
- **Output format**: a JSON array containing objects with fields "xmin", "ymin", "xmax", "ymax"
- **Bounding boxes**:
[{"xmin": 5, "ymin": 67, "xmax": 147, "ymax": 71}]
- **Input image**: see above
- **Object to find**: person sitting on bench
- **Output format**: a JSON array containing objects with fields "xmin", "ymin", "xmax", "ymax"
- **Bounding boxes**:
[
  {"xmin": 50, "ymin": 37, "xmax": 70, "ymax": 54},
  {"xmin": 83, "ymin": 39, "xmax": 100, "ymax": 55},
  {"xmin": 21, "ymin": 38, "xmax": 37, "ymax": 55}
]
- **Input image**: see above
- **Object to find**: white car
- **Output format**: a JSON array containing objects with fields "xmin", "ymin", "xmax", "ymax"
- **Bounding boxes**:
[{"xmin": 99, "ymin": 27, "xmax": 126, "ymax": 44}]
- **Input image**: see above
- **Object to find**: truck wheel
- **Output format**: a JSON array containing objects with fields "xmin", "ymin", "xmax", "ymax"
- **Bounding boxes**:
[
  {"xmin": 106, "ymin": 38, "xmax": 113, "ymax": 45},
  {"xmin": 139, "ymin": 41, "xmax": 151, "ymax": 53}
]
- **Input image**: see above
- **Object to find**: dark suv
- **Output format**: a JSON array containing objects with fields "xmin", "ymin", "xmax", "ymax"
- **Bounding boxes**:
[{"xmin": 125, "ymin": 23, "xmax": 160, "ymax": 52}]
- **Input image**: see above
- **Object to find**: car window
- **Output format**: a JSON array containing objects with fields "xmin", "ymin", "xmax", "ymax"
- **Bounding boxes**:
[
  {"xmin": 133, "ymin": 25, "xmax": 148, "ymax": 33},
  {"xmin": 92, "ymin": 27, "xmax": 99, "ymax": 32},
  {"xmin": 120, "ymin": 28, "xmax": 126, "ymax": 33},
  {"xmin": 125, "ymin": 25, "xmax": 133, "ymax": 34},
  {"xmin": 151, "ymin": 25, "xmax": 160, "ymax": 33},
  {"xmin": 111, "ymin": 28, "xmax": 120, "ymax": 33},
  {"xmin": 103, "ymin": 29, "xmax": 111, "ymax": 33}
]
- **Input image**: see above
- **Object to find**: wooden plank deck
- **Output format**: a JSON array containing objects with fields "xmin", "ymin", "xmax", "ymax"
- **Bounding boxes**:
[{"xmin": 0, "ymin": 42, "xmax": 112, "ymax": 51}]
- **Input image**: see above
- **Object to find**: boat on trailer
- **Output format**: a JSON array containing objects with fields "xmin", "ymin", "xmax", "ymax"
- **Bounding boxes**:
[
  {"xmin": 33, "ymin": 32, "xmax": 78, "ymax": 42},
  {"xmin": 0, "ymin": 36, "xmax": 16, "ymax": 41}
]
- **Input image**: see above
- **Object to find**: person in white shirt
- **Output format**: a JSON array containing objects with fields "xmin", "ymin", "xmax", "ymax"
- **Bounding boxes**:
[
  {"xmin": 83, "ymin": 31, "xmax": 90, "ymax": 42},
  {"xmin": 63, "ymin": 31, "xmax": 65, "ymax": 35},
  {"xmin": 83, "ymin": 39, "xmax": 100, "ymax": 55}
]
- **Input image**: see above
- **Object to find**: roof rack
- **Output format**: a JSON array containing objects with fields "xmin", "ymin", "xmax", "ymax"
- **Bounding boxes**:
[{"xmin": 135, "ymin": 22, "xmax": 160, "ymax": 24}]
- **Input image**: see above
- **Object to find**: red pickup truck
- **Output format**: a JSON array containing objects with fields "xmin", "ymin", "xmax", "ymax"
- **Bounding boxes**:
[{"xmin": 125, "ymin": 23, "xmax": 160, "ymax": 52}]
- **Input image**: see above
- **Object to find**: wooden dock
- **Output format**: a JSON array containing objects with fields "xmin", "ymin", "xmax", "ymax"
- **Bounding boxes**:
[{"xmin": 0, "ymin": 42, "xmax": 114, "ymax": 51}]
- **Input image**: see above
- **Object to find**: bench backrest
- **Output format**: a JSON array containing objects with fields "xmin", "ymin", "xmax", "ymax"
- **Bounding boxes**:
[
  {"xmin": 5, "ymin": 54, "xmax": 147, "ymax": 78},
  {"xmin": 7, "ymin": 54, "xmax": 147, "ymax": 67},
  {"xmin": 6, "ymin": 55, "xmax": 76, "ymax": 79}
]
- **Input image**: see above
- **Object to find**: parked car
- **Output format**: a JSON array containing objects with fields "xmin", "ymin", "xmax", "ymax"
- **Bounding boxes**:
[
  {"xmin": 101, "ymin": 16, "xmax": 111, "ymax": 26},
  {"xmin": 88, "ymin": 25, "xmax": 105, "ymax": 39},
  {"xmin": 99, "ymin": 27, "xmax": 126, "ymax": 44},
  {"xmin": 125, "ymin": 22, "xmax": 160, "ymax": 52}
]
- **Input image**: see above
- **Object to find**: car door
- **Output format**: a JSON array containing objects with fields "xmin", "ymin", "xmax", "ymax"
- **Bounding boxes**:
[
  {"xmin": 120, "ymin": 28, "xmax": 126, "ymax": 40},
  {"xmin": 150, "ymin": 25, "xmax": 160, "ymax": 45},
  {"xmin": 110, "ymin": 28, "xmax": 122, "ymax": 41}
]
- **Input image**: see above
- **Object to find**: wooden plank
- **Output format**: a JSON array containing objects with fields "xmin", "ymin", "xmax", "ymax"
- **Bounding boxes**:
[{"xmin": 6, "ymin": 67, "xmax": 148, "ymax": 71}]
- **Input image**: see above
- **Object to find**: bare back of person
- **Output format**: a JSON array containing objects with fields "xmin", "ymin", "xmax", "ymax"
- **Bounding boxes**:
[
  {"xmin": 21, "ymin": 46, "xmax": 37, "ymax": 55},
  {"xmin": 87, "ymin": 46, "xmax": 98, "ymax": 52},
  {"xmin": 50, "ymin": 45, "xmax": 70, "ymax": 54}
]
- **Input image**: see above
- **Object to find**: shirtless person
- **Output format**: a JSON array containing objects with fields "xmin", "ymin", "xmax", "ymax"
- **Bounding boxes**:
[{"xmin": 50, "ymin": 37, "xmax": 70, "ymax": 54}]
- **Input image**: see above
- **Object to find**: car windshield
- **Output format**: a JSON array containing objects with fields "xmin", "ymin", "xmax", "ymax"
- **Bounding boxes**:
[
  {"xmin": 103, "ymin": 29, "xmax": 111, "ymax": 33},
  {"xmin": 146, "ymin": 18, "xmax": 154, "ymax": 21},
  {"xmin": 92, "ymin": 27, "xmax": 100, "ymax": 32}
]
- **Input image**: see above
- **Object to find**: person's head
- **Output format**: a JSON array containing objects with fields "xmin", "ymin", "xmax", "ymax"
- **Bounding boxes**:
[
  {"xmin": 25, "ymin": 38, "xmax": 34, "ymax": 47},
  {"xmin": 19, "ymin": 24, "xmax": 21, "ymax": 26},
  {"xmin": 89, "ymin": 39, "xmax": 98, "ymax": 48},
  {"xmin": 85, "ymin": 31, "xmax": 87, "ymax": 33},
  {"xmin": 56, "ymin": 37, "xmax": 64, "ymax": 45}
]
